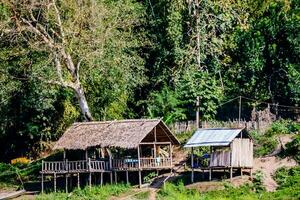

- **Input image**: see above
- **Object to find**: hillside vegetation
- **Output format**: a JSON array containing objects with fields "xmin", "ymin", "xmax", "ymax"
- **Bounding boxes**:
[{"xmin": 0, "ymin": 0, "xmax": 299, "ymax": 161}]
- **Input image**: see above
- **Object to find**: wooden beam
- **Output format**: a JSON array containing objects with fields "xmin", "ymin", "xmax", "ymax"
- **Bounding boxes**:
[
  {"xmin": 63, "ymin": 150, "xmax": 66, "ymax": 161},
  {"xmin": 139, "ymin": 142, "xmax": 171, "ymax": 145},
  {"xmin": 100, "ymin": 172, "xmax": 103, "ymax": 186}
]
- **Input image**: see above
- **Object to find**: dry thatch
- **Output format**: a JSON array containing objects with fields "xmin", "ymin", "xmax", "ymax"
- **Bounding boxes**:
[{"xmin": 54, "ymin": 119, "xmax": 180, "ymax": 150}]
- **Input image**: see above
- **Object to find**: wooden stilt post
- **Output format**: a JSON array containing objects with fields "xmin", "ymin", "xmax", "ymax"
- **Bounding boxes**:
[
  {"xmin": 114, "ymin": 171, "xmax": 117, "ymax": 184},
  {"xmin": 240, "ymin": 168, "xmax": 243, "ymax": 177},
  {"xmin": 138, "ymin": 145, "xmax": 142, "ymax": 188},
  {"xmin": 126, "ymin": 171, "xmax": 129, "ymax": 184},
  {"xmin": 209, "ymin": 146, "xmax": 212, "ymax": 181},
  {"xmin": 41, "ymin": 173, "xmax": 44, "ymax": 193},
  {"xmin": 100, "ymin": 172, "xmax": 103, "ymax": 186},
  {"xmin": 154, "ymin": 127, "xmax": 157, "ymax": 167},
  {"xmin": 138, "ymin": 171, "xmax": 142, "ymax": 188},
  {"xmin": 230, "ymin": 167, "xmax": 233, "ymax": 181},
  {"xmin": 77, "ymin": 173, "xmax": 80, "ymax": 189},
  {"xmin": 89, "ymin": 172, "xmax": 92, "ymax": 190},
  {"xmin": 88, "ymin": 158, "xmax": 91, "ymax": 190},
  {"xmin": 54, "ymin": 173, "xmax": 57, "ymax": 192},
  {"xmin": 65, "ymin": 174, "xmax": 68, "ymax": 193},
  {"xmin": 250, "ymin": 168, "xmax": 253, "ymax": 180},
  {"xmin": 191, "ymin": 147, "xmax": 194, "ymax": 183},
  {"xmin": 110, "ymin": 172, "xmax": 113, "ymax": 184}
]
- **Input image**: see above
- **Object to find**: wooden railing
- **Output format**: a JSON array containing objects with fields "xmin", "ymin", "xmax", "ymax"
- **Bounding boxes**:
[
  {"xmin": 42, "ymin": 161, "xmax": 67, "ymax": 173},
  {"xmin": 140, "ymin": 158, "xmax": 172, "ymax": 168},
  {"xmin": 90, "ymin": 160, "xmax": 110, "ymax": 172},
  {"xmin": 111, "ymin": 157, "xmax": 172, "ymax": 170},
  {"xmin": 111, "ymin": 159, "xmax": 139, "ymax": 170},
  {"xmin": 67, "ymin": 160, "xmax": 88, "ymax": 172},
  {"xmin": 42, "ymin": 157, "xmax": 173, "ymax": 173},
  {"xmin": 42, "ymin": 160, "xmax": 109, "ymax": 173}
]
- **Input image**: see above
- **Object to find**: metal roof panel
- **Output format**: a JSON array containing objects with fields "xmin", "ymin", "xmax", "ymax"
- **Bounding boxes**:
[{"xmin": 184, "ymin": 128, "xmax": 243, "ymax": 147}]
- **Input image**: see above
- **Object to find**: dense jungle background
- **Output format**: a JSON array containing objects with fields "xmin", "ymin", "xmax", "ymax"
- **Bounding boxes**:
[{"xmin": 0, "ymin": 0, "xmax": 299, "ymax": 161}]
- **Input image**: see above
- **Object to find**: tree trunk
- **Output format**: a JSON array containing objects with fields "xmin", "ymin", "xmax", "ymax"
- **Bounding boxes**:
[{"xmin": 74, "ymin": 84, "xmax": 93, "ymax": 121}]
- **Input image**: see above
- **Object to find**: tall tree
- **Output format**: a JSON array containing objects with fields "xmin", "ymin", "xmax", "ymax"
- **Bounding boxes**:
[{"xmin": 1, "ymin": 0, "xmax": 107, "ymax": 120}]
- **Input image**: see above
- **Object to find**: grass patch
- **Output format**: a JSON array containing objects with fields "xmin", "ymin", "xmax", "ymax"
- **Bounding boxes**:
[
  {"xmin": 133, "ymin": 191, "xmax": 150, "ymax": 199},
  {"xmin": 158, "ymin": 166, "xmax": 300, "ymax": 200},
  {"xmin": 36, "ymin": 183, "xmax": 130, "ymax": 200}
]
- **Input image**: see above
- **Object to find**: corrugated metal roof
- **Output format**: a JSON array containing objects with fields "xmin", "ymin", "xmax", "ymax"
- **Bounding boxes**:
[{"xmin": 184, "ymin": 128, "xmax": 243, "ymax": 148}]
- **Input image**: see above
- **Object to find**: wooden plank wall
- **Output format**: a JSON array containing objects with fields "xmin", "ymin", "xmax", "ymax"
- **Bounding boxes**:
[
  {"xmin": 209, "ymin": 150, "xmax": 231, "ymax": 167},
  {"xmin": 231, "ymin": 138, "xmax": 253, "ymax": 168}
]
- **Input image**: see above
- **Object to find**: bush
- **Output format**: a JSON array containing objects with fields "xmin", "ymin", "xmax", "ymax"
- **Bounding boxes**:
[
  {"xmin": 250, "ymin": 130, "xmax": 278, "ymax": 157},
  {"xmin": 285, "ymin": 134, "xmax": 300, "ymax": 163}
]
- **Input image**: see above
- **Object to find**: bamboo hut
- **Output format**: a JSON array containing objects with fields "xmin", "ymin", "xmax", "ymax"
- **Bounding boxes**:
[
  {"xmin": 41, "ymin": 119, "xmax": 180, "ymax": 192},
  {"xmin": 184, "ymin": 128, "xmax": 253, "ymax": 182}
]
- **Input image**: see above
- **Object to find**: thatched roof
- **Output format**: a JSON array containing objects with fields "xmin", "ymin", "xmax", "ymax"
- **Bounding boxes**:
[{"xmin": 54, "ymin": 119, "xmax": 180, "ymax": 150}]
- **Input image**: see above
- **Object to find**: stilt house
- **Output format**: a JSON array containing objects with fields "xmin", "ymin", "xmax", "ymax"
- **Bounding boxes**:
[
  {"xmin": 41, "ymin": 119, "xmax": 180, "ymax": 192},
  {"xmin": 184, "ymin": 128, "xmax": 253, "ymax": 182}
]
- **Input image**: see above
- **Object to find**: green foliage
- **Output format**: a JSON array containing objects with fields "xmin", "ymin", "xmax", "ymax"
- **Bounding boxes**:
[
  {"xmin": 158, "ymin": 167, "xmax": 300, "ymax": 199},
  {"xmin": 36, "ymin": 184, "xmax": 130, "ymax": 200},
  {"xmin": 252, "ymin": 171, "xmax": 265, "ymax": 192},
  {"xmin": 285, "ymin": 134, "xmax": 300, "ymax": 163},
  {"xmin": 0, "ymin": 0, "xmax": 299, "ymax": 165},
  {"xmin": 251, "ymin": 120, "xmax": 299, "ymax": 157},
  {"xmin": 268, "ymin": 120, "xmax": 300, "ymax": 135},
  {"xmin": 143, "ymin": 172, "xmax": 157, "ymax": 183},
  {"xmin": 147, "ymin": 86, "xmax": 186, "ymax": 124},
  {"xmin": 250, "ymin": 130, "xmax": 278, "ymax": 157}
]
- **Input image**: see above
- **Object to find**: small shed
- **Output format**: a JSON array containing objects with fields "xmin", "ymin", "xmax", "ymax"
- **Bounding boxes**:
[{"xmin": 184, "ymin": 128, "xmax": 253, "ymax": 182}]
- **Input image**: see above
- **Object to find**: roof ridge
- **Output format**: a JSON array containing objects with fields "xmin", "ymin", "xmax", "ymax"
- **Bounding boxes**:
[{"xmin": 73, "ymin": 118, "xmax": 161, "ymax": 125}]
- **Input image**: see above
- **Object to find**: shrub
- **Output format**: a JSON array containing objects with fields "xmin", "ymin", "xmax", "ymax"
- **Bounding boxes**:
[
  {"xmin": 11, "ymin": 157, "xmax": 30, "ymax": 165},
  {"xmin": 285, "ymin": 134, "xmax": 300, "ymax": 163}
]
